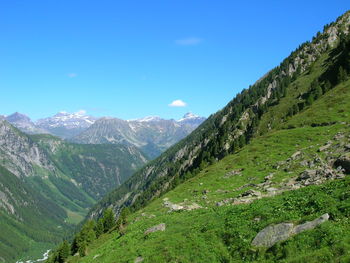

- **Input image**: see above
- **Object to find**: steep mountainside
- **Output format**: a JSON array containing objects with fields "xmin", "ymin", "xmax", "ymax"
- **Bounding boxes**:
[
  {"xmin": 0, "ymin": 121, "xmax": 148, "ymax": 262},
  {"xmin": 87, "ymin": 11, "xmax": 350, "ymax": 221},
  {"xmin": 58, "ymin": 79, "xmax": 350, "ymax": 262},
  {"xmin": 43, "ymin": 10, "xmax": 350, "ymax": 263},
  {"xmin": 72, "ymin": 113, "xmax": 206, "ymax": 158}
]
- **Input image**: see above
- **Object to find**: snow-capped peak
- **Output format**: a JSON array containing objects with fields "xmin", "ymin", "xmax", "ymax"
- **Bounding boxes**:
[
  {"xmin": 177, "ymin": 112, "xmax": 200, "ymax": 122},
  {"xmin": 133, "ymin": 116, "xmax": 162, "ymax": 123},
  {"xmin": 177, "ymin": 112, "xmax": 206, "ymax": 126},
  {"xmin": 36, "ymin": 111, "xmax": 97, "ymax": 129}
]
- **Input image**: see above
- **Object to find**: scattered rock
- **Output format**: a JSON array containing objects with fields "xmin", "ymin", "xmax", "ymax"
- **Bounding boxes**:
[
  {"xmin": 140, "ymin": 213, "xmax": 155, "ymax": 219},
  {"xmin": 216, "ymin": 197, "xmax": 234, "ymax": 207},
  {"xmin": 216, "ymin": 201, "xmax": 224, "ymax": 207},
  {"xmin": 235, "ymin": 183, "xmax": 256, "ymax": 191},
  {"xmin": 163, "ymin": 201, "xmax": 184, "ymax": 212},
  {"xmin": 334, "ymin": 132, "xmax": 345, "ymax": 140},
  {"xmin": 223, "ymin": 169, "xmax": 243, "ymax": 178},
  {"xmin": 300, "ymin": 160, "xmax": 309, "ymax": 167},
  {"xmin": 318, "ymin": 144, "xmax": 331, "ymax": 152},
  {"xmin": 216, "ymin": 189, "xmax": 229, "ymax": 193},
  {"xmin": 163, "ymin": 199, "xmax": 201, "ymax": 212},
  {"xmin": 185, "ymin": 203, "xmax": 202, "ymax": 210},
  {"xmin": 135, "ymin": 256, "xmax": 144, "ymax": 263},
  {"xmin": 291, "ymin": 151, "xmax": 302, "ymax": 160},
  {"xmin": 252, "ymin": 213, "xmax": 329, "ymax": 248},
  {"xmin": 264, "ymin": 174, "xmax": 274, "ymax": 182},
  {"xmin": 239, "ymin": 190, "xmax": 262, "ymax": 198},
  {"xmin": 297, "ymin": 170, "xmax": 317, "ymax": 181},
  {"xmin": 144, "ymin": 223, "xmax": 166, "ymax": 235},
  {"xmin": 334, "ymin": 154, "xmax": 350, "ymax": 174},
  {"xmin": 266, "ymin": 187, "xmax": 279, "ymax": 193}
]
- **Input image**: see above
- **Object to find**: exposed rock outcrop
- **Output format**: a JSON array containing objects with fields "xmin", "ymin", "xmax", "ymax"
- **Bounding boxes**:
[
  {"xmin": 163, "ymin": 198, "xmax": 202, "ymax": 212},
  {"xmin": 144, "ymin": 223, "xmax": 166, "ymax": 235},
  {"xmin": 334, "ymin": 154, "xmax": 350, "ymax": 174},
  {"xmin": 252, "ymin": 213, "xmax": 329, "ymax": 247}
]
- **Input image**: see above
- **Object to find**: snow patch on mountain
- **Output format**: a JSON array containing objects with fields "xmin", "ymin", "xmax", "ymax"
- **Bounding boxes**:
[{"xmin": 37, "ymin": 111, "xmax": 97, "ymax": 129}]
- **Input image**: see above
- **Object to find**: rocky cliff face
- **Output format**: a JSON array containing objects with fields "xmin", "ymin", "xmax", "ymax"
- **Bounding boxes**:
[{"xmin": 0, "ymin": 120, "xmax": 54, "ymax": 177}]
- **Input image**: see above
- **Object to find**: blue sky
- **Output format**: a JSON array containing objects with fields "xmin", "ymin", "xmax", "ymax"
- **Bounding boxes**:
[{"xmin": 1, "ymin": 1, "xmax": 349, "ymax": 120}]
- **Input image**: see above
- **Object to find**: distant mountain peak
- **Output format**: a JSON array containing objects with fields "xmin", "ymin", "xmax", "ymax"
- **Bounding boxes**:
[
  {"xmin": 36, "ymin": 111, "xmax": 97, "ymax": 138},
  {"xmin": 181, "ymin": 112, "xmax": 199, "ymax": 119},
  {"xmin": 135, "ymin": 116, "xmax": 162, "ymax": 122},
  {"xmin": 177, "ymin": 112, "xmax": 205, "ymax": 125},
  {"xmin": 6, "ymin": 112, "xmax": 31, "ymax": 122},
  {"xmin": 5, "ymin": 112, "xmax": 47, "ymax": 134}
]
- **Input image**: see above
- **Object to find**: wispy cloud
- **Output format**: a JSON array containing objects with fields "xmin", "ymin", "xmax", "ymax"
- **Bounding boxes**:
[
  {"xmin": 169, "ymin": 99, "xmax": 187, "ymax": 107},
  {"xmin": 75, "ymin": 109, "xmax": 86, "ymax": 115},
  {"xmin": 175, "ymin": 37, "xmax": 203, "ymax": 46},
  {"xmin": 67, "ymin": 73, "xmax": 77, "ymax": 78}
]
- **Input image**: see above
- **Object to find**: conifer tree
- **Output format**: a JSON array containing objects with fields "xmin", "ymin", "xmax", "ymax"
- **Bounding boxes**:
[
  {"xmin": 95, "ymin": 218, "xmax": 104, "ymax": 237},
  {"xmin": 103, "ymin": 208, "xmax": 115, "ymax": 232}
]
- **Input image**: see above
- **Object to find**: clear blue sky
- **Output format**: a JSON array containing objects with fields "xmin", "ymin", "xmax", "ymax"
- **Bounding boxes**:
[{"xmin": 1, "ymin": 1, "xmax": 349, "ymax": 120}]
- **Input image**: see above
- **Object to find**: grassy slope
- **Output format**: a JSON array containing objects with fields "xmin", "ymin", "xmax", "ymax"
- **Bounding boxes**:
[
  {"xmin": 67, "ymin": 75, "xmax": 350, "ymax": 262},
  {"xmin": 0, "ymin": 166, "xmax": 73, "ymax": 262}
]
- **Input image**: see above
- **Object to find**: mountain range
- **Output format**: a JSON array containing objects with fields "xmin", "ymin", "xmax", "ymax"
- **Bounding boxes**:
[{"xmin": 3, "ymin": 112, "xmax": 205, "ymax": 158}]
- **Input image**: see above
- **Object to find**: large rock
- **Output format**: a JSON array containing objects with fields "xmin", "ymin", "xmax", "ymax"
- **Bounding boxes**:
[
  {"xmin": 252, "ymin": 213, "xmax": 329, "ymax": 248},
  {"xmin": 293, "ymin": 214, "xmax": 329, "ymax": 234},
  {"xmin": 252, "ymin": 223, "xmax": 294, "ymax": 248}
]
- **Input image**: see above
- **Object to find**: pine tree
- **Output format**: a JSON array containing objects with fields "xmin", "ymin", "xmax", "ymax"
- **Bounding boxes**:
[
  {"xmin": 57, "ymin": 240, "xmax": 70, "ymax": 263},
  {"xmin": 95, "ymin": 218, "xmax": 104, "ymax": 238},
  {"xmin": 80, "ymin": 220, "xmax": 96, "ymax": 243},
  {"xmin": 78, "ymin": 241, "xmax": 87, "ymax": 257},
  {"xmin": 337, "ymin": 66, "xmax": 347, "ymax": 83},
  {"xmin": 103, "ymin": 208, "xmax": 115, "ymax": 232}
]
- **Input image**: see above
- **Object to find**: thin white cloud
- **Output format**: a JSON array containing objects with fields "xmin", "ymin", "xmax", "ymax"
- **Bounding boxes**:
[
  {"xmin": 175, "ymin": 37, "xmax": 203, "ymax": 46},
  {"xmin": 67, "ymin": 73, "xmax": 77, "ymax": 78},
  {"xmin": 169, "ymin": 99, "xmax": 187, "ymax": 107},
  {"xmin": 76, "ymin": 109, "xmax": 86, "ymax": 115}
]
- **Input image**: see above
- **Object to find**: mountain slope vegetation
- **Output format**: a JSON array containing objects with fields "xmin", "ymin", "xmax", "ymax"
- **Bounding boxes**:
[
  {"xmin": 0, "ymin": 122, "xmax": 148, "ymax": 262},
  {"xmin": 47, "ymin": 10, "xmax": 350, "ymax": 263}
]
